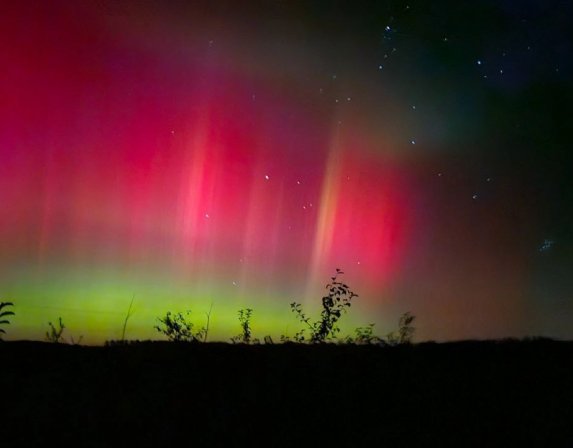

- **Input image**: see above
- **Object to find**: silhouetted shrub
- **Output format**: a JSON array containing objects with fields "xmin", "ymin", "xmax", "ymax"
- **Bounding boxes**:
[
  {"xmin": 290, "ymin": 269, "xmax": 358, "ymax": 343},
  {"xmin": 154, "ymin": 311, "xmax": 206, "ymax": 342},
  {"xmin": 346, "ymin": 323, "xmax": 383, "ymax": 345}
]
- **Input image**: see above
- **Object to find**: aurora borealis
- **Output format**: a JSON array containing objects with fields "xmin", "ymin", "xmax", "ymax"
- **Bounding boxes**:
[{"xmin": 1, "ymin": 1, "xmax": 572, "ymax": 343}]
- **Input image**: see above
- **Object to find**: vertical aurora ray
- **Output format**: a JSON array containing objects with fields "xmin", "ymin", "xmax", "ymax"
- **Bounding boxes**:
[
  {"xmin": 306, "ymin": 120, "xmax": 414, "ymax": 313},
  {"xmin": 307, "ymin": 125, "xmax": 345, "ymax": 301}
]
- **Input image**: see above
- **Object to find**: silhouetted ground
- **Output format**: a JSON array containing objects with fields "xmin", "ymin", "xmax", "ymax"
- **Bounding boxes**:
[{"xmin": 1, "ymin": 339, "xmax": 572, "ymax": 446}]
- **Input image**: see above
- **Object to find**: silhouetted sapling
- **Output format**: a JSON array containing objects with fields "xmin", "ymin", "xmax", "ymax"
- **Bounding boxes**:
[
  {"xmin": 155, "ymin": 311, "xmax": 206, "ymax": 342},
  {"xmin": 231, "ymin": 308, "xmax": 254, "ymax": 344},
  {"xmin": 0, "ymin": 301, "xmax": 15, "ymax": 340},
  {"xmin": 290, "ymin": 268, "xmax": 358, "ymax": 343}
]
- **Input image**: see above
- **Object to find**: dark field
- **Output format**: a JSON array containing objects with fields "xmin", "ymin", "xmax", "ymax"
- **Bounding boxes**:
[{"xmin": 2, "ymin": 340, "xmax": 572, "ymax": 446}]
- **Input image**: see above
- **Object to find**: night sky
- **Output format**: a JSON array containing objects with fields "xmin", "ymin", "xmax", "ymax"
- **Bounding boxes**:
[{"xmin": 1, "ymin": 0, "xmax": 572, "ymax": 343}]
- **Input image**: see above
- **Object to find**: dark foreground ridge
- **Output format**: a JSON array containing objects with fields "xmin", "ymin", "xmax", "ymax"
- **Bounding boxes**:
[{"xmin": 2, "ymin": 339, "xmax": 572, "ymax": 446}]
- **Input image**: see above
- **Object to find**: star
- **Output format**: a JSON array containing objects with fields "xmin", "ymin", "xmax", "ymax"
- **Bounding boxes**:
[{"xmin": 539, "ymin": 239, "xmax": 555, "ymax": 252}]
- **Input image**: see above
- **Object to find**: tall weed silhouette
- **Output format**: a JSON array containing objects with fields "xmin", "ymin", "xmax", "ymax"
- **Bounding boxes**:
[
  {"xmin": 120, "ymin": 295, "xmax": 135, "ymax": 343},
  {"xmin": 46, "ymin": 317, "xmax": 66, "ymax": 343},
  {"xmin": 290, "ymin": 269, "xmax": 358, "ymax": 343}
]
